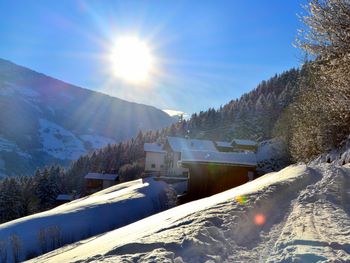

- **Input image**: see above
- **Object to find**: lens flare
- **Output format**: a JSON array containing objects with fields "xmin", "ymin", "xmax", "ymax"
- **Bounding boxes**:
[
  {"xmin": 236, "ymin": 195, "xmax": 247, "ymax": 205},
  {"xmin": 254, "ymin": 213, "xmax": 266, "ymax": 225}
]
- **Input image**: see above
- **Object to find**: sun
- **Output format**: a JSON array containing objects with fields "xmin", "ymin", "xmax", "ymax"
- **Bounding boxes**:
[{"xmin": 110, "ymin": 36, "xmax": 154, "ymax": 84}]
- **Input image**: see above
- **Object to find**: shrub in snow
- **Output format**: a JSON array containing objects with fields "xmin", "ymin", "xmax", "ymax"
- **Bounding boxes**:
[
  {"xmin": 118, "ymin": 162, "xmax": 144, "ymax": 182},
  {"xmin": 164, "ymin": 186, "xmax": 178, "ymax": 209}
]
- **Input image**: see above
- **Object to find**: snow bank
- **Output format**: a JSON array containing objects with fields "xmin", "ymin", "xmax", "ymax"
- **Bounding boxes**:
[
  {"xmin": 30, "ymin": 164, "xmax": 350, "ymax": 262},
  {"xmin": 0, "ymin": 178, "xmax": 175, "ymax": 262},
  {"xmin": 311, "ymin": 136, "xmax": 350, "ymax": 166}
]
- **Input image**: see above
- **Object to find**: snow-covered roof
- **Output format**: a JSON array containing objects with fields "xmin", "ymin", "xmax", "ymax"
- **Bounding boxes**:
[
  {"xmin": 166, "ymin": 136, "xmax": 217, "ymax": 152},
  {"xmin": 144, "ymin": 143, "xmax": 166, "ymax": 153},
  {"xmin": 215, "ymin": 141, "xmax": 233, "ymax": 148},
  {"xmin": 231, "ymin": 139, "xmax": 257, "ymax": 147},
  {"xmin": 180, "ymin": 150, "xmax": 257, "ymax": 167},
  {"xmin": 56, "ymin": 194, "xmax": 73, "ymax": 201},
  {"xmin": 84, "ymin": 173, "xmax": 119, "ymax": 181}
]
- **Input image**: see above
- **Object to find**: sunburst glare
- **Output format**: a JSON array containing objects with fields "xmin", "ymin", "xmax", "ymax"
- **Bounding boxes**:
[{"xmin": 110, "ymin": 36, "xmax": 155, "ymax": 84}]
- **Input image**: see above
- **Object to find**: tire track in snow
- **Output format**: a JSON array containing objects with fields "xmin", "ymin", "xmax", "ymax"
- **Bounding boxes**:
[{"xmin": 265, "ymin": 165, "xmax": 350, "ymax": 262}]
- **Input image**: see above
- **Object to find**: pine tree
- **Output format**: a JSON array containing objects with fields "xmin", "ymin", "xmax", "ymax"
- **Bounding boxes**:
[
  {"xmin": 35, "ymin": 168, "xmax": 59, "ymax": 210},
  {"xmin": 0, "ymin": 178, "xmax": 22, "ymax": 223}
]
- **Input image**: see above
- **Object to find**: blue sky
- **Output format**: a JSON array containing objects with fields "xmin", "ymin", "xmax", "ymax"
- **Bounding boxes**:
[{"xmin": 0, "ymin": 0, "xmax": 306, "ymax": 116}]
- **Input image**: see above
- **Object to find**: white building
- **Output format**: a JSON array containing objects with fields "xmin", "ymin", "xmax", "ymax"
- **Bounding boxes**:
[
  {"xmin": 144, "ymin": 136, "xmax": 258, "ymax": 177},
  {"xmin": 163, "ymin": 136, "xmax": 218, "ymax": 176},
  {"xmin": 144, "ymin": 143, "xmax": 166, "ymax": 175}
]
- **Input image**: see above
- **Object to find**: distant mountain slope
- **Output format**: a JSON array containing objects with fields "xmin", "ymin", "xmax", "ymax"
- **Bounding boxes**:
[{"xmin": 0, "ymin": 58, "xmax": 175, "ymax": 176}]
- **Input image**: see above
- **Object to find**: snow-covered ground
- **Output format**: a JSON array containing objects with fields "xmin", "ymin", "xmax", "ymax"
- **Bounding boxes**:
[
  {"xmin": 257, "ymin": 138, "xmax": 289, "ymax": 174},
  {"xmin": 38, "ymin": 118, "xmax": 87, "ymax": 160},
  {"xmin": 0, "ymin": 83, "xmax": 39, "ymax": 98},
  {"xmin": 0, "ymin": 178, "xmax": 175, "ymax": 262},
  {"xmin": 311, "ymin": 136, "xmax": 350, "ymax": 166},
  {"xmin": 29, "ymin": 163, "xmax": 350, "ymax": 262}
]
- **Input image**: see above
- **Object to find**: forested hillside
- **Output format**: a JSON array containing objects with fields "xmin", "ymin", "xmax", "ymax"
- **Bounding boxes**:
[{"xmin": 184, "ymin": 68, "xmax": 300, "ymax": 141}]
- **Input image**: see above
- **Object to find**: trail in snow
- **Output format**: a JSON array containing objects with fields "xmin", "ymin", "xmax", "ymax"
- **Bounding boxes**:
[
  {"xmin": 29, "ymin": 164, "xmax": 350, "ymax": 262},
  {"xmin": 266, "ymin": 165, "xmax": 350, "ymax": 262}
]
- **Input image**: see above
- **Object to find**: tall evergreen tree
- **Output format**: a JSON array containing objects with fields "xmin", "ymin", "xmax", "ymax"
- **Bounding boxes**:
[{"xmin": 0, "ymin": 178, "xmax": 22, "ymax": 223}]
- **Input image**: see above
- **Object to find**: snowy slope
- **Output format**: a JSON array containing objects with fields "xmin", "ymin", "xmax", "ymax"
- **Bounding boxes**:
[
  {"xmin": 0, "ymin": 136, "xmax": 31, "ymax": 159},
  {"xmin": 311, "ymin": 136, "xmax": 350, "ymax": 166},
  {"xmin": 0, "ymin": 178, "xmax": 175, "ymax": 262},
  {"xmin": 30, "ymin": 164, "xmax": 350, "ymax": 262},
  {"xmin": 38, "ymin": 119, "xmax": 86, "ymax": 160}
]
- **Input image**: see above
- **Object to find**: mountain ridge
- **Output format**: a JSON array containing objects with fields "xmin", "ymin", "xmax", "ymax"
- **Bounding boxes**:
[
  {"xmin": 0, "ymin": 58, "xmax": 175, "ymax": 177},
  {"xmin": 0, "ymin": 58, "xmax": 172, "ymax": 112}
]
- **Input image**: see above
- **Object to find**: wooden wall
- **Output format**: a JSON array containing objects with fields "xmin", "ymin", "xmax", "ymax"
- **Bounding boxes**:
[{"xmin": 185, "ymin": 163, "xmax": 256, "ymax": 200}]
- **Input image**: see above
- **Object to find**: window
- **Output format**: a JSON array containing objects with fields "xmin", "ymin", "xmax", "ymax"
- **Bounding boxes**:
[
  {"xmin": 160, "ymin": 165, "xmax": 164, "ymax": 168},
  {"xmin": 151, "ymin": 164, "xmax": 156, "ymax": 168}
]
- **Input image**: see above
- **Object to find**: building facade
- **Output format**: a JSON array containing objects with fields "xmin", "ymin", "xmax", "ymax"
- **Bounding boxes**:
[
  {"xmin": 144, "ymin": 143, "xmax": 167, "ymax": 175},
  {"xmin": 144, "ymin": 136, "xmax": 258, "ymax": 178}
]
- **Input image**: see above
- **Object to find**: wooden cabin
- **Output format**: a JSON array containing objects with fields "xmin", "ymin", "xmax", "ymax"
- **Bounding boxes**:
[
  {"xmin": 84, "ymin": 173, "xmax": 119, "ymax": 195},
  {"xmin": 180, "ymin": 150, "xmax": 256, "ymax": 200}
]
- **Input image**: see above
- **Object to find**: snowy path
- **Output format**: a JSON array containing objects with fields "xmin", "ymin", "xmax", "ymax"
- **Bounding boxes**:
[
  {"xmin": 29, "ymin": 164, "xmax": 350, "ymax": 262},
  {"xmin": 266, "ymin": 166, "xmax": 350, "ymax": 262}
]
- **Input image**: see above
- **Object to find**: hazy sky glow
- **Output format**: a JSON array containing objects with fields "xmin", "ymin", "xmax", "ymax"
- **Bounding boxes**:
[{"xmin": 0, "ymin": 0, "xmax": 306, "ymax": 116}]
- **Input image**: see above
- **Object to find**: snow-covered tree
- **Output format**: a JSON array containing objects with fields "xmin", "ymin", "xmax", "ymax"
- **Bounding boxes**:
[{"xmin": 290, "ymin": 0, "xmax": 350, "ymax": 160}]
